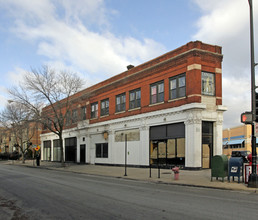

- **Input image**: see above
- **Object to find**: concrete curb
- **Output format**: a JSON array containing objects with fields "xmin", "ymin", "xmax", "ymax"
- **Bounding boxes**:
[{"xmin": 4, "ymin": 161, "xmax": 257, "ymax": 193}]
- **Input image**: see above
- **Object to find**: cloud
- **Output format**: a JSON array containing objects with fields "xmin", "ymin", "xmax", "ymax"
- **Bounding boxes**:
[
  {"xmin": 6, "ymin": 67, "xmax": 27, "ymax": 87},
  {"xmin": 0, "ymin": 0, "xmax": 165, "ymax": 84},
  {"xmin": 0, "ymin": 86, "xmax": 10, "ymax": 110},
  {"xmin": 192, "ymin": 0, "xmax": 258, "ymax": 128}
]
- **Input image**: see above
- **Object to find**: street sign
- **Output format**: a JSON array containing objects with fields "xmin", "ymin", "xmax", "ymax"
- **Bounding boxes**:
[
  {"xmin": 34, "ymin": 146, "xmax": 41, "ymax": 151},
  {"xmin": 241, "ymin": 112, "xmax": 253, "ymax": 124}
]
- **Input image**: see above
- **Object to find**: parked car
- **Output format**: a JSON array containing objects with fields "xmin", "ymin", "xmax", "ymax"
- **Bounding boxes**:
[
  {"xmin": 0, "ymin": 152, "xmax": 10, "ymax": 160},
  {"xmin": 231, "ymin": 150, "xmax": 251, "ymax": 163},
  {"xmin": 9, "ymin": 151, "xmax": 21, "ymax": 160}
]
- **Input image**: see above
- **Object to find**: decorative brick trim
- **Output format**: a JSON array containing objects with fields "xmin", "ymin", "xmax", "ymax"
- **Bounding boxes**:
[
  {"xmin": 215, "ymin": 68, "xmax": 222, "ymax": 74},
  {"xmin": 187, "ymin": 94, "xmax": 202, "ymax": 98},
  {"xmin": 187, "ymin": 64, "xmax": 201, "ymax": 71}
]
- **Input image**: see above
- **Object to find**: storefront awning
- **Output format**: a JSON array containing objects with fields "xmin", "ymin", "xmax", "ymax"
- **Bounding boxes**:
[{"xmin": 224, "ymin": 139, "xmax": 244, "ymax": 145}]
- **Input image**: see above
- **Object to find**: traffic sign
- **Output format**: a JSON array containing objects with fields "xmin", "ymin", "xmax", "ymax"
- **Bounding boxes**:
[
  {"xmin": 34, "ymin": 146, "xmax": 41, "ymax": 151},
  {"xmin": 241, "ymin": 112, "xmax": 253, "ymax": 124}
]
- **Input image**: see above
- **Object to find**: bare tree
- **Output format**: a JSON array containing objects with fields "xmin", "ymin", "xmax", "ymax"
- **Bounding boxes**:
[
  {"xmin": 0, "ymin": 103, "xmax": 37, "ymax": 163},
  {"xmin": 9, "ymin": 65, "xmax": 84, "ymax": 164}
]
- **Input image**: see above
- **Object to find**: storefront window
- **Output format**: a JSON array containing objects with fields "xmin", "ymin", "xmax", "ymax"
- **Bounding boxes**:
[
  {"xmin": 150, "ymin": 138, "xmax": 185, "ymax": 166},
  {"xmin": 96, "ymin": 143, "xmax": 108, "ymax": 158},
  {"xmin": 43, "ymin": 140, "xmax": 51, "ymax": 161},
  {"xmin": 53, "ymin": 139, "xmax": 61, "ymax": 161}
]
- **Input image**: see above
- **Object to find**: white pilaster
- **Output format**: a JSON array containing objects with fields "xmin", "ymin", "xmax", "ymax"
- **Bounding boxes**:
[
  {"xmin": 185, "ymin": 111, "xmax": 202, "ymax": 168},
  {"xmin": 51, "ymin": 139, "xmax": 54, "ymax": 161},
  {"xmin": 213, "ymin": 113, "xmax": 223, "ymax": 156},
  {"xmin": 140, "ymin": 125, "xmax": 150, "ymax": 166}
]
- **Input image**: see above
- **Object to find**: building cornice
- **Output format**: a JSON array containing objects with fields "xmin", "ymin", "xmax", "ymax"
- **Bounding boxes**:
[{"xmin": 75, "ymin": 48, "xmax": 223, "ymax": 101}]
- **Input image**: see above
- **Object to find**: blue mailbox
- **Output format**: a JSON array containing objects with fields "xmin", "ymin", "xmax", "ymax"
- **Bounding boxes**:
[{"xmin": 228, "ymin": 157, "xmax": 243, "ymax": 183}]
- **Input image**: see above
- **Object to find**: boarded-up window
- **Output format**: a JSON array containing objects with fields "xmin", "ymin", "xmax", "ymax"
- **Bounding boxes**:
[
  {"xmin": 115, "ymin": 129, "xmax": 140, "ymax": 142},
  {"xmin": 167, "ymin": 139, "xmax": 176, "ymax": 158}
]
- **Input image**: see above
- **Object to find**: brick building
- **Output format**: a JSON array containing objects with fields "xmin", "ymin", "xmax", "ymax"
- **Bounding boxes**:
[
  {"xmin": 223, "ymin": 125, "xmax": 253, "ymax": 157},
  {"xmin": 0, "ymin": 122, "xmax": 41, "ymax": 154},
  {"xmin": 40, "ymin": 41, "xmax": 226, "ymax": 169}
]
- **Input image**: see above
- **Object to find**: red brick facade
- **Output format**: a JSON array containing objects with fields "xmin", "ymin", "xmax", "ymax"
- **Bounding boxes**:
[{"xmin": 42, "ymin": 41, "xmax": 223, "ymax": 134}]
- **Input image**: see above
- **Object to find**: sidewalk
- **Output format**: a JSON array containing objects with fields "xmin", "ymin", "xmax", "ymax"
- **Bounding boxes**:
[{"xmin": 2, "ymin": 160, "xmax": 257, "ymax": 193}]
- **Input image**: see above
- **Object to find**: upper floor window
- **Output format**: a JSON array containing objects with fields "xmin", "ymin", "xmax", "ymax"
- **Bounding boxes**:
[
  {"xmin": 150, "ymin": 81, "xmax": 164, "ymax": 104},
  {"xmin": 65, "ymin": 111, "xmax": 71, "ymax": 126},
  {"xmin": 81, "ymin": 106, "xmax": 86, "ymax": 120},
  {"xmin": 72, "ymin": 109, "xmax": 78, "ymax": 123},
  {"xmin": 116, "ymin": 93, "xmax": 126, "ymax": 112},
  {"xmin": 91, "ymin": 102, "xmax": 98, "ymax": 119},
  {"xmin": 101, "ymin": 99, "xmax": 109, "ymax": 116},
  {"xmin": 202, "ymin": 72, "xmax": 215, "ymax": 96},
  {"xmin": 169, "ymin": 74, "xmax": 186, "ymax": 99},
  {"xmin": 129, "ymin": 88, "xmax": 141, "ymax": 109},
  {"xmin": 42, "ymin": 118, "xmax": 52, "ymax": 129}
]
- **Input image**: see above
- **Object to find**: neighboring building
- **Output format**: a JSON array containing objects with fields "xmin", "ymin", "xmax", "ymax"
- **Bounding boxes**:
[
  {"xmin": 0, "ymin": 122, "xmax": 41, "ymax": 154},
  {"xmin": 0, "ymin": 127, "xmax": 9, "ymax": 153},
  {"xmin": 41, "ymin": 41, "xmax": 226, "ymax": 169},
  {"xmin": 223, "ymin": 125, "xmax": 256, "ymax": 157}
]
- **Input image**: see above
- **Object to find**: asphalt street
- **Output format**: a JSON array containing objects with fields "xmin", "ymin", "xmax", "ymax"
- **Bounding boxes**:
[{"xmin": 0, "ymin": 164, "xmax": 258, "ymax": 220}]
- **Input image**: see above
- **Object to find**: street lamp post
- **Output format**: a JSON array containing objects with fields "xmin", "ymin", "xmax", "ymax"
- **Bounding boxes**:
[
  {"xmin": 124, "ymin": 134, "xmax": 128, "ymax": 176},
  {"xmin": 248, "ymin": 0, "xmax": 258, "ymax": 188}
]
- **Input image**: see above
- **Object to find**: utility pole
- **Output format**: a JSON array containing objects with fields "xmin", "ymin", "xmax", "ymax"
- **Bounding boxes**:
[{"xmin": 248, "ymin": 0, "xmax": 258, "ymax": 188}]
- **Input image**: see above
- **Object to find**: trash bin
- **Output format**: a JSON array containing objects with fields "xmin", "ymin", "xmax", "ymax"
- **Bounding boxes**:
[
  {"xmin": 228, "ymin": 157, "xmax": 243, "ymax": 183},
  {"xmin": 36, "ymin": 154, "xmax": 40, "ymax": 166},
  {"xmin": 211, "ymin": 155, "xmax": 228, "ymax": 182}
]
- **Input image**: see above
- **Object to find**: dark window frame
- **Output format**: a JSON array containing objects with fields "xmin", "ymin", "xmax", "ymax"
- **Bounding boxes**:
[
  {"xmin": 101, "ymin": 99, "xmax": 109, "ymax": 116},
  {"xmin": 96, "ymin": 143, "xmax": 108, "ymax": 158},
  {"xmin": 72, "ymin": 109, "xmax": 78, "ymax": 123},
  {"xmin": 129, "ymin": 88, "xmax": 141, "ymax": 109},
  {"xmin": 116, "ymin": 93, "xmax": 126, "ymax": 112},
  {"xmin": 169, "ymin": 74, "xmax": 186, "ymax": 100},
  {"xmin": 91, "ymin": 102, "xmax": 98, "ymax": 119},
  {"xmin": 150, "ymin": 81, "xmax": 164, "ymax": 104},
  {"xmin": 81, "ymin": 106, "xmax": 86, "ymax": 120},
  {"xmin": 65, "ymin": 111, "xmax": 71, "ymax": 126},
  {"xmin": 53, "ymin": 139, "xmax": 61, "ymax": 162}
]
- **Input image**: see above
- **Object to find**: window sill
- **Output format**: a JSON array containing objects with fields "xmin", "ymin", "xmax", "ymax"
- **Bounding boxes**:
[
  {"xmin": 149, "ymin": 101, "xmax": 164, "ymax": 107},
  {"xmin": 168, "ymin": 96, "xmax": 186, "ymax": 102},
  {"xmin": 201, "ymin": 93, "xmax": 215, "ymax": 96},
  {"xmin": 115, "ymin": 111, "xmax": 126, "ymax": 115},
  {"xmin": 90, "ymin": 117, "xmax": 98, "ymax": 120},
  {"xmin": 100, "ymin": 114, "xmax": 109, "ymax": 118},
  {"xmin": 128, "ymin": 107, "xmax": 141, "ymax": 112}
]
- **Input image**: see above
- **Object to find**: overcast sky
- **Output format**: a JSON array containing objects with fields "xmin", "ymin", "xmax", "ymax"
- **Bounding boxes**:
[{"xmin": 0, "ymin": 0, "xmax": 257, "ymax": 129}]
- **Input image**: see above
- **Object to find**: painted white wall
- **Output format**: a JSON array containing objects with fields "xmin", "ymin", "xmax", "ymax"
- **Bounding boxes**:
[{"xmin": 40, "ymin": 102, "xmax": 226, "ymax": 168}]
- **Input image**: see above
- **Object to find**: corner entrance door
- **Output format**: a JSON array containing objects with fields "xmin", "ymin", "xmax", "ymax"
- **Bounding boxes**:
[{"xmin": 80, "ymin": 144, "xmax": 86, "ymax": 163}]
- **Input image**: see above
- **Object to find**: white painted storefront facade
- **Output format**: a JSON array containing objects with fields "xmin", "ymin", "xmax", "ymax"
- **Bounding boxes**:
[{"xmin": 41, "ymin": 97, "xmax": 226, "ymax": 169}]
